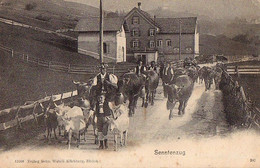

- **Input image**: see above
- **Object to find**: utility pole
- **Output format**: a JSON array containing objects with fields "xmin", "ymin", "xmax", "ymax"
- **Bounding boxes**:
[
  {"xmin": 179, "ymin": 19, "xmax": 182, "ymax": 60},
  {"xmin": 99, "ymin": 0, "xmax": 104, "ymax": 64}
]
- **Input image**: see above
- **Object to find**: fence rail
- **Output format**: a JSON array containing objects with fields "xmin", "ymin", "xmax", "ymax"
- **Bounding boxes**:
[
  {"xmin": 0, "ymin": 44, "xmax": 136, "ymax": 76},
  {"xmin": 227, "ymin": 65, "xmax": 260, "ymax": 75},
  {"xmin": 220, "ymin": 68, "xmax": 260, "ymax": 129},
  {"xmin": 0, "ymin": 90, "xmax": 78, "ymax": 131}
]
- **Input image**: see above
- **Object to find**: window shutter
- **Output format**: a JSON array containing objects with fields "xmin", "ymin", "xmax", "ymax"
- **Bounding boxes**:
[
  {"xmin": 148, "ymin": 30, "xmax": 150, "ymax": 36},
  {"xmin": 139, "ymin": 29, "xmax": 141, "ymax": 36}
]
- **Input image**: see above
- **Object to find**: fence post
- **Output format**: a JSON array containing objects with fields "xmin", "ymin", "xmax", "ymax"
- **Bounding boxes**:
[
  {"xmin": 60, "ymin": 93, "xmax": 64, "ymax": 104},
  {"xmin": 68, "ymin": 64, "xmax": 71, "ymax": 73},
  {"xmin": 26, "ymin": 54, "xmax": 29, "ymax": 62},
  {"xmin": 15, "ymin": 106, "xmax": 22, "ymax": 129},
  {"xmin": 37, "ymin": 58, "xmax": 40, "ymax": 66},
  {"xmin": 70, "ymin": 90, "xmax": 74, "ymax": 102},
  {"xmin": 11, "ymin": 49, "xmax": 14, "ymax": 58},
  {"xmin": 32, "ymin": 103, "xmax": 38, "ymax": 126},
  {"xmin": 48, "ymin": 61, "xmax": 51, "ymax": 69}
]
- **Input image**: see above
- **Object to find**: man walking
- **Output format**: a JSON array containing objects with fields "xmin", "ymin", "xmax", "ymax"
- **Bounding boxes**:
[{"xmin": 92, "ymin": 63, "xmax": 118, "ymax": 149}]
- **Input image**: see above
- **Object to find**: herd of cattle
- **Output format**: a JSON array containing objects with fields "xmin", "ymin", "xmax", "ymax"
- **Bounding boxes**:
[{"xmin": 43, "ymin": 61, "xmax": 225, "ymax": 150}]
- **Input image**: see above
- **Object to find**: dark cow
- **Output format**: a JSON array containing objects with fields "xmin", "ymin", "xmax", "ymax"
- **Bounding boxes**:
[
  {"xmin": 166, "ymin": 75, "xmax": 194, "ymax": 120},
  {"xmin": 201, "ymin": 66, "xmax": 214, "ymax": 91},
  {"xmin": 143, "ymin": 70, "xmax": 159, "ymax": 108},
  {"xmin": 118, "ymin": 72, "xmax": 146, "ymax": 117},
  {"xmin": 186, "ymin": 66, "xmax": 199, "ymax": 83},
  {"xmin": 213, "ymin": 65, "xmax": 223, "ymax": 90},
  {"xmin": 73, "ymin": 80, "xmax": 97, "ymax": 111},
  {"xmin": 44, "ymin": 98, "xmax": 59, "ymax": 141}
]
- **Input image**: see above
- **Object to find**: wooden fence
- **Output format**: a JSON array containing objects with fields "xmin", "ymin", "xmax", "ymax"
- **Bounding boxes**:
[
  {"xmin": 0, "ymin": 90, "xmax": 78, "ymax": 131},
  {"xmin": 227, "ymin": 65, "xmax": 260, "ymax": 75},
  {"xmin": 220, "ymin": 68, "xmax": 260, "ymax": 129},
  {"xmin": 0, "ymin": 44, "xmax": 136, "ymax": 76}
]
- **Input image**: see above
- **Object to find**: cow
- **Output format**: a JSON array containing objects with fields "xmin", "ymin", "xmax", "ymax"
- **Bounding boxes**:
[
  {"xmin": 43, "ymin": 97, "xmax": 59, "ymax": 141},
  {"xmin": 213, "ymin": 66, "xmax": 223, "ymax": 90},
  {"xmin": 201, "ymin": 66, "xmax": 214, "ymax": 91},
  {"xmin": 198, "ymin": 67, "xmax": 205, "ymax": 84},
  {"xmin": 186, "ymin": 66, "xmax": 199, "ymax": 83},
  {"xmin": 73, "ymin": 80, "xmax": 96, "ymax": 109},
  {"xmin": 118, "ymin": 72, "xmax": 146, "ymax": 117},
  {"xmin": 108, "ymin": 102, "xmax": 129, "ymax": 151},
  {"xmin": 143, "ymin": 70, "xmax": 159, "ymax": 108},
  {"xmin": 165, "ymin": 75, "xmax": 194, "ymax": 120},
  {"xmin": 55, "ymin": 104, "xmax": 87, "ymax": 149},
  {"xmin": 44, "ymin": 109, "xmax": 59, "ymax": 141}
]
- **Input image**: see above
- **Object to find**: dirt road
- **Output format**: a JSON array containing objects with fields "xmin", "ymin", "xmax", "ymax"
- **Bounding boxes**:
[
  {"xmin": 1, "ymin": 81, "xmax": 260, "ymax": 168},
  {"xmin": 2, "ymin": 81, "xmax": 229, "ymax": 151}
]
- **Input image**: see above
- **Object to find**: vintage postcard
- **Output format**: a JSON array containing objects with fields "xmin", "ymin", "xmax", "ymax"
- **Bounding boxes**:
[{"xmin": 0, "ymin": 0, "xmax": 259, "ymax": 167}]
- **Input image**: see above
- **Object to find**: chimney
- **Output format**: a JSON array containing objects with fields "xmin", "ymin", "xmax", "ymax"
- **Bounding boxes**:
[{"xmin": 138, "ymin": 2, "xmax": 141, "ymax": 10}]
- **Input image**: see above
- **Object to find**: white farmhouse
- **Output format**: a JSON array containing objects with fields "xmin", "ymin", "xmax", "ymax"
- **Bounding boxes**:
[{"xmin": 74, "ymin": 17, "xmax": 128, "ymax": 63}]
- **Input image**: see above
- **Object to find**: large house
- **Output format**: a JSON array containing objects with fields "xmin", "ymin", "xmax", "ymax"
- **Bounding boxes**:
[
  {"xmin": 74, "ymin": 17, "xmax": 128, "ymax": 63},
  {"xmin": 124, "ymin": 3, "xmax": 199, "ymax": 64}
]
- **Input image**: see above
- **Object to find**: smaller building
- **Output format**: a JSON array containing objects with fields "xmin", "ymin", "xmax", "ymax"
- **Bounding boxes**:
[{"xmin": 74, "ymin": 17, "xmax": 128, "ymax": 63}]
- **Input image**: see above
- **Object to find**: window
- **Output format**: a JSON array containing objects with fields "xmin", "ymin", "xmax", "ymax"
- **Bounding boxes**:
[
  {"xmin": 103, "ymin": 43, "xmax": 109, "ymax": 53},
  {"xmin": 157, "ymin": 40, "xmax": 162, "ymax": 47},
  {"xmin": 132, "ymin": 29, "xmax": 140, "ymax": 36},
  {"xmin": 149, "ymin": 41, "xmax": 155, "ymax": 48},
  {"xmin": 186, "ymin": 47, "xmax": 192, "ymax": 53},
  {"xmin": 166, "ymin": 40, "xmax": 172, "ymax": 47},
  {"xmin": 132, "ymin": 40, "xmax": 139, "ymax": 48},
  {"xmin": 173, "ymin": 48, "xmax": 179, "ymax": 53},
  {"xmin": 132, "ymin": 16, "xmax": 139, "ymax": 24},
  {"xmin": 149, "ymin": 29, "xmax": 155, "ymax": 36}
]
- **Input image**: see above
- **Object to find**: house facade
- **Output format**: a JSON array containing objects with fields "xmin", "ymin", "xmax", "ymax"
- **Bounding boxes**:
[
  {"xmin": 74, "ymin": 17, "xmax": 127, "ymax": 63},
  {"xmin": 124, "ymin": 3, "xmax": 199, "ymax": 64}
]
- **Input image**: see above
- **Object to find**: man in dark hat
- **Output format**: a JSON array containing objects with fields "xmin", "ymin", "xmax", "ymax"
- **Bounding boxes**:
[
  {"xmin": 148, "ymin": 61, "xmax": 157, "ymax": 72},
  {"xmin": 91, "ymin": 63, "xmax": 118, "ymax": 149},
  {"xmin": 162, "ymin": 62, "xmax": 174, "ymax": 98}
]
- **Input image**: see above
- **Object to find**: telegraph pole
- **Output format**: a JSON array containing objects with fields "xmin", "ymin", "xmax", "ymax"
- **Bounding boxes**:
[
  {"xmin": 179, "ymin": 19, "xmax": 182, "ymax": 60},
  {"xmin": 99, "ymin": 0, "xmax": 104, "ymax": 64}
]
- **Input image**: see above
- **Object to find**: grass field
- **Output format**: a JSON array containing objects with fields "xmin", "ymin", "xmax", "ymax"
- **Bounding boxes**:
[
  {"xmin": 0, "ymin": 23, "xmax": 99, "ymax": 65},
  {"xmin": 0, "ymin": 52, "xmax": 92, "ymax": 110}
]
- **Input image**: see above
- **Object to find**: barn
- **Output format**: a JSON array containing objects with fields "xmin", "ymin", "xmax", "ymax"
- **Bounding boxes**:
[{"xmin": 75, "ymin": 17, "xmax": 128, "ymax": 63}]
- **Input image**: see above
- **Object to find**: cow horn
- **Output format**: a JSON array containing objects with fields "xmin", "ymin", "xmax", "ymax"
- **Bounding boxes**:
[{"xmin": 73, "ymin": 80, "xmax": 80, "ymax": 85}]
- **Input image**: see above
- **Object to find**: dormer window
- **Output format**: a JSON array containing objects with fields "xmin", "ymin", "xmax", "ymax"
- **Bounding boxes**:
[
  {"xmin": 132, "ymin": 16, "xmax": 139, "ymax": 24},
  {"xmin": 149, "ymin": 29, "xmax": 155, "ymax": 36}
]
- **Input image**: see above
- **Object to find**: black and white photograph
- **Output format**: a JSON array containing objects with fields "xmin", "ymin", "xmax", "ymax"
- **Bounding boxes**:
[{"xmin": 0, "ymin": 0, "xmax": 259, "ymax": 167}]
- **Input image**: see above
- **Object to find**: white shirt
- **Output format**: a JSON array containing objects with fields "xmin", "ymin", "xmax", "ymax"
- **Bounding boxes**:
[
  {"xmin": 164, "ymin": 67, "xmax": 173, "ymax": 75},
  {"xmin": 92, "ymin": 73, "xmax": 118, "ymax": 86}
]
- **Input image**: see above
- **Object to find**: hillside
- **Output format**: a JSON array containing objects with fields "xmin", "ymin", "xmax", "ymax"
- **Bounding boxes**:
[
  {"xmin": 199, "ymin": 34, "xmax": 259, "ymax": 56},
  {"xmin": 0, "ymin": 0, "xmax": 100, "ymax": 31}
]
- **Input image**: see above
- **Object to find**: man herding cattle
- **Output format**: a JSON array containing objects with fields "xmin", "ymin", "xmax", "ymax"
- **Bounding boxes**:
[
  {"xmin": 135, "ymin": 60, "xmax": 147, "ymax": 76},
  {"xmin": 91, "ymin": 63, "xmax": 118, "ymax": 149},
  {"xmin": 162, "ymin": 62, "xmax": 174, "ymax": 98}
]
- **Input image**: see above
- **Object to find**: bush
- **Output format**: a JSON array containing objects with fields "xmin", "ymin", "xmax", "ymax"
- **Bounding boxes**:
[{"xmin": 25, "ymin": 2, "xmax": 37, "ymax": 11}]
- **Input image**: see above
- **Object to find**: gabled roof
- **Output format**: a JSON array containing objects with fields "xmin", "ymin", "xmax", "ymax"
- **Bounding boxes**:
[
  {"xmin": 155, "ymin": 17, "xmax": 197, "ymax": 34},
  {"xmin": 75, "ymin": 17, "xmax": 127, "ymax": 32},
  {"xmin": 124, "ymin": 7, "xmax": 159, "ymax": 28}
]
